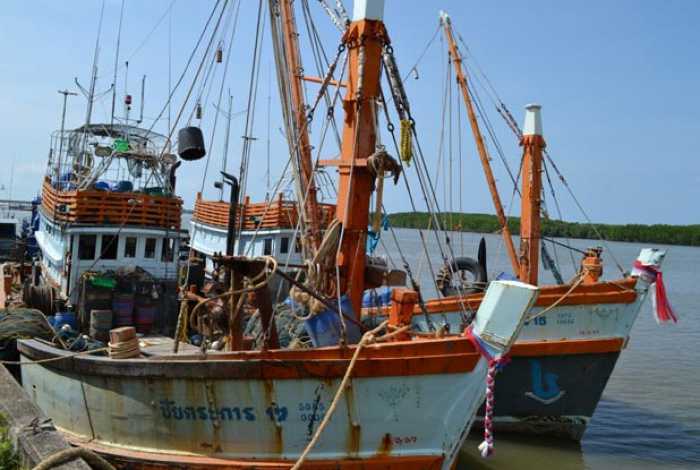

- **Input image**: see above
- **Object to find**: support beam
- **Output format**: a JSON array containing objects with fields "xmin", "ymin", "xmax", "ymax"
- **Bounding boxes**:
[
  {"xmin": 519, "ymin": 104, "xmax": 546, "ymax": 285},
  {"xmin": 440, "ymin": 11, "xmax": 521, "ymax": 275},
  {"xmin": 334, "ymin": 1, "xmax": 388, "ymax": 318}
]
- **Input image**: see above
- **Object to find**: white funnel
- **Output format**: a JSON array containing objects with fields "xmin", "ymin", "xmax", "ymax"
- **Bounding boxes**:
[
  {"xmin": 523, "ymin": 103, "xmax": 543, "ymax": 136},
  {"xmin": 353, "ymin": 0, "xmax": 385, "ymax": 21}
]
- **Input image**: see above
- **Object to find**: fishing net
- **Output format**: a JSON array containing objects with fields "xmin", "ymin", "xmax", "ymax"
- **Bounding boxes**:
[{"xmin": 0, "ymin": 308, "xmax": 54, "ymax": 349}]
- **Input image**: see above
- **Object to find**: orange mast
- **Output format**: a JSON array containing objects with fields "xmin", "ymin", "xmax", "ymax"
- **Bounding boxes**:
[
  {"xmin": 439, "ymin": 12, "xmax": 520, "ymax": 275},
  {"xmin": 278, "ymin": 0, "xmax": 322, "ymax": 250},
  {"xmin": 519, "ymin": 104, "xmax": 546, "ymax": 285},
  {"xmin": 329, "ymin": 0, "xmax": 387, "ymax": 317}
]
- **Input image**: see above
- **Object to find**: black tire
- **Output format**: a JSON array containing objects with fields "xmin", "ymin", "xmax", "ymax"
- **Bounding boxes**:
[{"xmin": 436, "ymin": 256, "xmax": 487, "ymax": 297}]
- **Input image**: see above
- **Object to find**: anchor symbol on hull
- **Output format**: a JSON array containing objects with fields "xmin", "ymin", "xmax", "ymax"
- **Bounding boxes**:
[{"xmin": 525, "ymin": 359, "xmax": 566, "ymax": 405}]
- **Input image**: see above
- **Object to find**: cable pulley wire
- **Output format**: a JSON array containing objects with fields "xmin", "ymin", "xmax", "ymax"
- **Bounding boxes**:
[
  {"xmin": 144, "ymin": 0, "xmax": 224, "ymax": 142},
  {"xmin": 200, "ymin": 0, "xmax": 243, "ymax": 193},
  {"xmin": 542, "ymin": 158, "xmax": 577, "ymax": 271},
  {"xmin": 455, "ymin": 30, "xmax": 625, "ymax": 276},
  {"xmin": 401, "ymin": 23, "xmax": 441, "ymax": 83},
  {"xmin": 186, "ymin": 3, "xmax": 238, "ymax": 128}
]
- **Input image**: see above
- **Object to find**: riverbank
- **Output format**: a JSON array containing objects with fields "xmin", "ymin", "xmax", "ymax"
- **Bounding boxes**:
[{"xmin": 386, "ymin": 212, "xmax": 700, "ymax": 247}]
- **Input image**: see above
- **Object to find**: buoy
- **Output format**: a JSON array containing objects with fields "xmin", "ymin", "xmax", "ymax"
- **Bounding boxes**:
[
  {"xmin": 124, "ymin": 94, "xmax": 132, "ymax": 106},
  {"xmin": 178, "ymin": 126, "xmax": 206, "ymax": 161}
]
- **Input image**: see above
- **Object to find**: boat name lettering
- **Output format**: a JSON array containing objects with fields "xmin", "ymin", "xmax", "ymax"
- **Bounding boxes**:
[
  {"xmin": 524, "ymin": 316, "xmax": 547, "ymax": 326},
  {"xmin": 159, "ymin": 400, "xmax": 288, "ymax": 422},
  {"xmin": 555, "ymin": 311, "xmax": 575, "ymax": 326},
  {"xmin": 393, "ymin": 435, "xmax": 418, "ymax": 446}
]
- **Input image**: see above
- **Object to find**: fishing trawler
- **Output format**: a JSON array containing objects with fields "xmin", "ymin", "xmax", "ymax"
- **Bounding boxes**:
[
  {"xmin": 190, "ymin": 192, "xmax": 336, "ymax": 275},
  {"xmin": 26, "ymin": 121, "xmax": 184, "ymax": 329},
  {"xmin": 17, "ymin": 1, "xmax": 538, "ymax": 467},
  {"xmin": 363, "ymin": 11, "xmax": 675, "ymax": 441}
]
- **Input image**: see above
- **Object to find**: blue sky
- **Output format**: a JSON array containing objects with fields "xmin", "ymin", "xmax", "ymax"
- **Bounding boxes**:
[{"xmin": 0, "ymin": 0, "xmax": 698, "ymax": 224}]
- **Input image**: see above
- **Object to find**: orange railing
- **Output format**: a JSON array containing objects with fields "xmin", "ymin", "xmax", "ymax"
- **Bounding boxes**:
[
  {"xmin": 41, "ymin": 177, "xmax": 182, "ymax": 229},
  {"xmin": 193, "ymin": 192, "xmax": 336, "ymax": 230}
]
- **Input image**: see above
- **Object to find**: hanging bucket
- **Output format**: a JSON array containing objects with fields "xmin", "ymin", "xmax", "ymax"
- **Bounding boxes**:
[
  {"xmin": 112, "ymin": 293, "xmax": 134, "ymax": 327},
  {"xmin": 89, "ymin": 309, "xmax": 113, "ymax": 342},
  {"xmin": 178, "ymin": 126, "xmax": 206, "ymax": 161}
]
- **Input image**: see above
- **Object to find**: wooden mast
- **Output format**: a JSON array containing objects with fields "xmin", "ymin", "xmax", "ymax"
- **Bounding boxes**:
[
  {"xmin": 519, "ymin": 104, "xmax": 545, "ymax": 285},
  {"xmin": 439, "ymin": 12, "xmax": 520, "ymax": 275},
  {"xmin": 278, "ymin": 0, "xmax": 322, "ymax": 250},
  {"xmin": 330, "ymin": 0, "xmax": 387, "ymax": 317}
]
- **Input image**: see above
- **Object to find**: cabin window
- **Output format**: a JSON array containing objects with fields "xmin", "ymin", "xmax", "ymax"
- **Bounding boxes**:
[
  {"xmin": 78, "ymin": 234, "xmax": 97, "ymax": 260},
  {"xmin": 263, "ymin": 238, "xmax": 272, "ymax": 256},
  {"xmin": 0, "ymin": 224, "xmax": 14, "ymax": 238},
  {"xmin": 161, "ymin": 238, "xmax": 174, "ymax": 262},
  {"xmin": 280, "ymin": 237, "xmax": 289, "ymax": 254},
  {"xmin": 145, "ymin": 238, "xmax": 156, "ymax": 258},
  {"xmin": 101, "ymin": 235, "xmax": 118, "ymax": 260},
  {"xmin": 124, "ymin": 237, "xmax": 137, "ymax": 258}
]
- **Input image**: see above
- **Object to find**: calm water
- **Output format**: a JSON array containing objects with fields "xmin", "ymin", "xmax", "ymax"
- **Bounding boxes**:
[{"xmin": 374, "ymin": 228, "xmax": 700, "ymax": 469}]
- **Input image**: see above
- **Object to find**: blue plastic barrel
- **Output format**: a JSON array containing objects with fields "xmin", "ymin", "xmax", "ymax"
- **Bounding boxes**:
[
  {"xmin": 305, "ymin": 295, "xmax": 361, "ymax": 347},
  {"xmin": 362, "ymin": 286, "xmax": 392, "ymax": 308},
  {"xmin": 112, "ymin": 180, "xmax": 134, "ymax": 192},
  {"xmin": 53, "ymin": 312, "xmax": 77, "ymax": 330},
  {"xmin": 112, "ymin": 293, "xmax": 134, "ymax": 327}
]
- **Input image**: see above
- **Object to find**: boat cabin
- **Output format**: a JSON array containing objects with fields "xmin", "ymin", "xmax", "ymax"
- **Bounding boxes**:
[{"xmin": 35, "ymin": 124, "xmax": 184, "ymax": 302}]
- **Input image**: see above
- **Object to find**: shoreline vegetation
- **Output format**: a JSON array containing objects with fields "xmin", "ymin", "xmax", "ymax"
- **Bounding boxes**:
[{"xmin": 386, "ymin": 212, "xmax": 700, "ymax": 247}]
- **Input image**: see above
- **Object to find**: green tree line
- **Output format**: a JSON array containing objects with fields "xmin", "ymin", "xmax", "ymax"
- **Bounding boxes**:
[{"xmin": 386, "ymin": 212, "xmax": 700, "ymax": 247}]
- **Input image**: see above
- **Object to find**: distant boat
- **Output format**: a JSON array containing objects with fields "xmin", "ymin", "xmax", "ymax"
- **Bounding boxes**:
[{"xmin": 374, "ymin": 11, "xmax": 674, "ymax": 441}]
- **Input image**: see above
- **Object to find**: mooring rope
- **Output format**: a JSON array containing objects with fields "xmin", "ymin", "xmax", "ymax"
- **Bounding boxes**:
[
  {"xmin": 32, "ymin": 447, "xmax": 115, "ymax": 470},
  {"xmin": 290, "ymin": 320, "xmax": 411, "ymax": 470}
]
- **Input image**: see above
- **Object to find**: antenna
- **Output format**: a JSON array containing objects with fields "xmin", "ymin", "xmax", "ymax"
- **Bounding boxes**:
[
  {"xmin": 138, "ymin": 75, "xmax": 146, "ymax": 124},
  {"xmin": 57, "ymin": 90, "xmax": 78, "ymax": 183},
  {"xmin": 111, "ymin": 0, "xmax": 126, "ymax": 128},
  {"xmin": 220, "ymin": 92, "xmax": 234, "ymax": 201}
]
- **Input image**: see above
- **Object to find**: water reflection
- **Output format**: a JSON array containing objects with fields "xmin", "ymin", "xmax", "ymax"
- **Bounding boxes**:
[
  {"xmin": 458, "ymin": 432, "xmax": 584, "ymax": 470},
  {"xmin": 583, "ymin": 398, "xmax": 700, "ymax": 467}
]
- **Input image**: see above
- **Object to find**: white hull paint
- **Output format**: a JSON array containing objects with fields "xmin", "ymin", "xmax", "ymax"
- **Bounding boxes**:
[
  {"xmin": 414, "ymin": 278, "xmax": 652, "ymax": 343},
  {"xmin": 21, "ymin": 356, "xmax": 487, "ymax": 467}
]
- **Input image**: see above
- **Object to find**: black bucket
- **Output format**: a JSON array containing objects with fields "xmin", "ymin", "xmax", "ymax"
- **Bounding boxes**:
[{"xmin": 178, "ymin": 126, "xmax": 206, "ymax": 161}]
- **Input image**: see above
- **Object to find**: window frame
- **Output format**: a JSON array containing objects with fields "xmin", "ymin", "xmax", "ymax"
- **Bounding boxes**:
[
  {"xmin": 144, "ymin": 237, "xmax": 157, "ymax": 259},
  {"xmin": 124, "ymin": 236, "xmax": 137, "ymax": 258},
  {"xmin": 78, "ymin": 234, "xmax": 97, "ymax": 260}
]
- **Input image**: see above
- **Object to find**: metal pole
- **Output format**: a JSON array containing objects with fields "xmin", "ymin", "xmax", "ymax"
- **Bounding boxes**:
[
  {"xmin": 57, "ymin": 90, "xmax": 78, "ymax": 185},
  {"xmin": 220, "ymin": 92, "xmax": 233, "ymax": 201},
  {"xmin": 223, "ymin": 172, "xmax": 240, "ymax": 257}
]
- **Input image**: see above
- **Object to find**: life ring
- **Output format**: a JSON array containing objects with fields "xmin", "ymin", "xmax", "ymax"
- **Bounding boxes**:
[{"xmin": 436, "ymin": 256, "xmax": 487, "ymax": 297}]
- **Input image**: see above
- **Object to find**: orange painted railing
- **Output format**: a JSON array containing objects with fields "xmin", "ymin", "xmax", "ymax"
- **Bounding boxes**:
[
  {"xmin": 192, "ymin": 192, "xmax": 336, "ymax": 230},
  {"xmin": 41, "ymin": 177, "xmax": 182, "ymax": 229}
]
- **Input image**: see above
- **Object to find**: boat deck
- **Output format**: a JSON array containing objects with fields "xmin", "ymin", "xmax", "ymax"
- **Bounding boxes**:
[{"xmin": 138, "ymin": 336, "xmax": 201, "ymax": 357}]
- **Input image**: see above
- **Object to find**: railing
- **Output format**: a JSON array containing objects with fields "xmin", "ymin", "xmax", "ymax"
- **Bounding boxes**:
[
  {"xmin": 41, "ymin": 178, "xmax": 182, "ymax": 229},
  {"xmin": 192, "ymin": 192, "xmax": 336, "ymax": 230}
]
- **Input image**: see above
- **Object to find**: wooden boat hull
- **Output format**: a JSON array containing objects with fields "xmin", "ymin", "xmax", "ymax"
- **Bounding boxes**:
[{"xmin": 18, "ymin": 337, "xmax": 486, "ymax": 469}]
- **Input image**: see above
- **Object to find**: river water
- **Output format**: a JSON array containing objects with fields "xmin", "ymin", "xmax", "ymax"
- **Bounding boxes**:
[{"xmin": 372, "ymin": 228, "xmax": 699, "ymax": 469}]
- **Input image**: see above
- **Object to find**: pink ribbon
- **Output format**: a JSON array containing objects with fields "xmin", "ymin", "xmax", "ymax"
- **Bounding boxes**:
[{"xmin": 633, "ymin": 260, "xmax": 678, "ymax": 324}]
